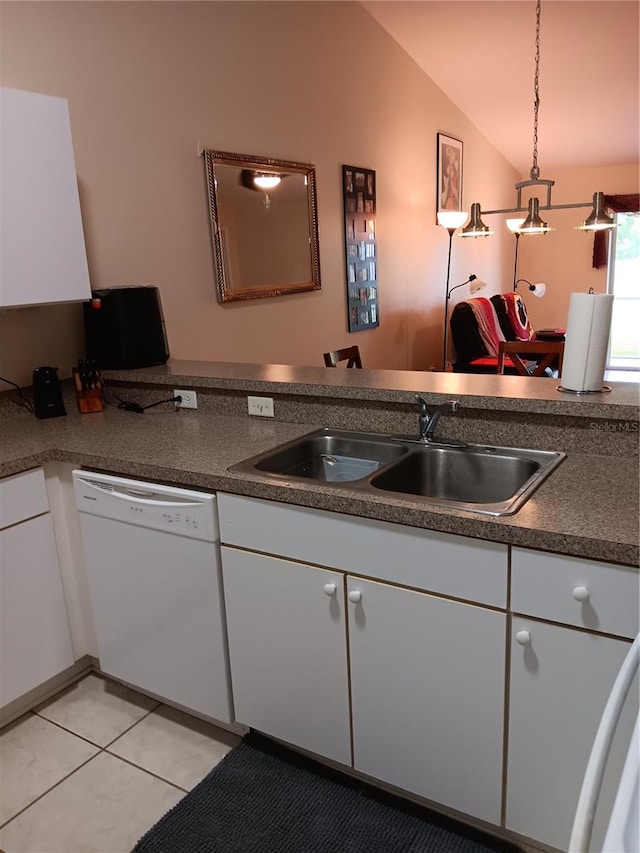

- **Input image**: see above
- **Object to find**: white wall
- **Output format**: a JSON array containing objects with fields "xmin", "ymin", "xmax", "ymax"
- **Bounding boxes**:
[{"xmin": 0, "ymin": 1, "xmax": 519, "ymax": 386}]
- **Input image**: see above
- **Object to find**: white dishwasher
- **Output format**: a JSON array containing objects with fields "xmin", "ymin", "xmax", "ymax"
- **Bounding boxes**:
[{"xmin": 73, "ymin": 470, "xmax": 233, "ymax": 723}]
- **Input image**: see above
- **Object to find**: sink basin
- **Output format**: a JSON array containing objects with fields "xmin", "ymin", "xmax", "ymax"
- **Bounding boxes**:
[
  {"xmin": 370, "ymin": 444, "xmax": 564, "ymax": 514},
  {"xmin": 230, "ymin": 428, "xmax": 565, "ymax": 515},
  {"xmin": 230, "ymin": 429, "xmax": 409, "ymax": 482}
]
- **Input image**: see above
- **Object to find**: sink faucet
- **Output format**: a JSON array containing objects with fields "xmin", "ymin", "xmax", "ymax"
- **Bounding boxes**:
[{"xmin": 415, "ymin": 395, "xmax": 461, "ymax": 443}]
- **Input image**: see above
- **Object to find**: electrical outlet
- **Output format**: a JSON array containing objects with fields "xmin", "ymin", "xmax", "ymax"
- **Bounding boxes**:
[
  {"xmin": 247, "ymin": 395, "xmax": 274, "ymax": 417},
  {"xmin": 174, "ymin": 389, "xmax": 197, "ymax": 409}
]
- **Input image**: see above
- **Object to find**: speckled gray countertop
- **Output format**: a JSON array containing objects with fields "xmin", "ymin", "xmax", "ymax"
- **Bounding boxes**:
[
  {"xmin": 1, "ymin": 403, "xmax": 638, "ymax": 566},
  {"xmin": 103, "ymin": 360, "xmax": 640, "ymax": 419}
]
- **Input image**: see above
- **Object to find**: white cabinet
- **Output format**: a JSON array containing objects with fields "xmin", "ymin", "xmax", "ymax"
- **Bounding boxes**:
[
  {"xmin": 348, "ymin": 577, "xmax": 505, "ymax": 824},
  {"xmin": 218, "ymin": 495, "xmax": 638, "ymax": 846},
  {"xmin": 221, "ymin": 548, "xmax": 351, "ymax": 764},
  {"xmin": 507, "ymin": 548, "xmax": 639, "ymax": 852},
  {"xmin": 0, "ymin": 469, "xmax": 74, "ymax": 707},
  {"xmin": 0, "ymin": 88, "xmax": 91, "ymax": 308},
  {"xmin": 218, "ymin": 494, "xmax": 507, "ymax": 823}
]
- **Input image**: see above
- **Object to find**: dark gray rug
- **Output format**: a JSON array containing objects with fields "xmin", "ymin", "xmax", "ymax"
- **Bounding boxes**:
[{"xmin": 133, "ymin": 733, "xmax": 520, "ymax": 853}]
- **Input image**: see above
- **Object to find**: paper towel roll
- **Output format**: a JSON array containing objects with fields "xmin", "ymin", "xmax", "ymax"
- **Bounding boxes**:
[{"xmin": 561, "ymin": 292, "xmax": 614, "ymax": 391}]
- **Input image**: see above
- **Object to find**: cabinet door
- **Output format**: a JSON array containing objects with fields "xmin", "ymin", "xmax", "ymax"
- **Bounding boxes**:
[
  {"xmin": 347, "ymin": 577, "xmax": 505, "ymax": 825},
  {"xmin": 0, "ymin": 514, "xmax": 74, "ymax": 707},
  {"xmin": 221, "ymin": 547, "xmax": 351, "ymax": 765},
  {"xmin": 507, "ymin": 619, "xmax": 638, "ymax": 851},
  {"xmin": 0, "ymin": 88, "xmax": 90, "ymax": 307}
]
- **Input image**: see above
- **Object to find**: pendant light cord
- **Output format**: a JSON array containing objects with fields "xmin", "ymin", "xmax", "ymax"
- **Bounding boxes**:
[{"xmin": 530, "ymin": 0, "xmax": 542, "ymax": 181}]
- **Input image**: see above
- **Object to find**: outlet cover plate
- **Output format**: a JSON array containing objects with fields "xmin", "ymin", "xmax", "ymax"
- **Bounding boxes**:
[
  {"xmin": 247, "ymin": 395, "xmax": 274, "ymax": 417},
  {"xmin": 175, "ymin": 389, "xmax": 197, "ymax": 409}
]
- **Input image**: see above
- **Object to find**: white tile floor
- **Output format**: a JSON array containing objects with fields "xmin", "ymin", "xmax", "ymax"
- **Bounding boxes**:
[{"xmin": 0, "ymin": 673, "xmax": 241, "ymax": 853}]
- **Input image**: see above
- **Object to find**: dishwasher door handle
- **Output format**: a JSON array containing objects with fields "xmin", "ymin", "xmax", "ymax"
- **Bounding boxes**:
[
  {"xmin": 78, "ymin": 477, "xmax": 203, "ymax": 508},
  {"xmin": 123, "ymin": 486, "xmax": 159, "ymax": 498}
]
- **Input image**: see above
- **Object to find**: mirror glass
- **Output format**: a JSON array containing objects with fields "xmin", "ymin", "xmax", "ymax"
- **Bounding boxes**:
[{"xmin": 204, "ymin": 150, "xmax": 321, "ymax": 303}]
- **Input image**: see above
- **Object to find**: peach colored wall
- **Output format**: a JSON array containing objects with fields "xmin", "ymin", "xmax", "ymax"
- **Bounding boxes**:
[
  {"xmin": 517, "ymin": 163, "xmax": 639, "ymax": 332},
  {"xmin": 0, "ymin": 1, "xmax": 518, "ymax": 387}
]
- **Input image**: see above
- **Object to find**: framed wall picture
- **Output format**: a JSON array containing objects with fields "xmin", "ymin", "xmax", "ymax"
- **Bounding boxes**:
[
  {"xmin": 436, "ymin": 133, "xmax": 463, "ymax": 213},
  {"xmin": 342, "ymin": 165, "xmax": 379, "ymax": 332}
]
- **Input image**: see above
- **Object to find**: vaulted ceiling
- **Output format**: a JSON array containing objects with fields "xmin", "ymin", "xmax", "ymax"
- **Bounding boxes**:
[{"xmin": 361, "ymin": 0, "xmax": 639, "ymax": 176}]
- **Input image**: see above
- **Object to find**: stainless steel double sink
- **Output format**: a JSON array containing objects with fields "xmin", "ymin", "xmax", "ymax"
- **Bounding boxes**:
[{"xmin": 230, "ymin": 428, "xmax": 566, "ymax": 516}]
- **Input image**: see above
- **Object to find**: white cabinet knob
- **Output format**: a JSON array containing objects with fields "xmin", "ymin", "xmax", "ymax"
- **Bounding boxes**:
[
  {"xmin": 515, "ymin": 630, "xmax": 532, "ymax": 646},
  {"xmin": 323, "ymin": 583, "xmax": 337, "ymax": 597},
  {"xmin": 348, "ymin": 590, "xmax": 362, "ymax": 604},
  {"xmin": 572, "ymin": 586, "xmax": 590, "ymax": 602}
]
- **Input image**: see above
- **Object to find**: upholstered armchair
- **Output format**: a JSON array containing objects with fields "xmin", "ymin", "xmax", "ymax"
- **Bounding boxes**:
[{"xmin": 449, "ymin": 294, "xmax": 564, "ymax": 375}]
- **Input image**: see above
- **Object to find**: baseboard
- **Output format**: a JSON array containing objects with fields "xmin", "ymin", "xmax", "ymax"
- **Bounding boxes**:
[{"xmin": 0, "ymin": 656, "xmax": 93, "ymax": 729}]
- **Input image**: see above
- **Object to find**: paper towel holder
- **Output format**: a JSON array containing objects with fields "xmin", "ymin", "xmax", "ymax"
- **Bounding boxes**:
[
  {"xmin": 557, "ymin": 384, "xmax": 611, "ymax": 394},
  {"xmin": 557, "ymin": 288, "xmax": 614, "ymax": 394}
]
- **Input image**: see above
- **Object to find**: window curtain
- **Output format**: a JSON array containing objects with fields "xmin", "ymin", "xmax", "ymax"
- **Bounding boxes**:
[{"xmin": 592, "ymin": 193, "xmax": 640, "ymax": 268}]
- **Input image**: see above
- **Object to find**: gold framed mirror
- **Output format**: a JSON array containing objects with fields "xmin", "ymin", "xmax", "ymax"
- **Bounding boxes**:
[{"xmin": 203, "ymin": 150, "xmax": 321, "ymax": 303}]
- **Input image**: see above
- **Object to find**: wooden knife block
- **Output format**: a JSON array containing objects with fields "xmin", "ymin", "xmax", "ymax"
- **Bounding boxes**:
[{"xmin": 73, "ymin": 369, "xmax": 104, "ymax": 413}]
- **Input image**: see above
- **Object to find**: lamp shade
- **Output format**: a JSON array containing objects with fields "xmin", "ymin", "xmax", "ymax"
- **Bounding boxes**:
[
  {"xmin": 469, "ymin": 278, "xmax": 487, "ymax": 294},
  {"xmin": 515, "ymin": 279, "xmax": 546, "ymax": 298},
  {"xmin": 576, "ymin": 192, "xmax": 616, "ymax": 231},
  {"xmin": 253, "ymin": 174, "xmax": 281, "ymax": 189},
  {"xmin": 506, "ymin": 218, "xmax": 526, "ymax": 233},
  {"xmin": 518, "ymin": 197, "xmax": 555, "ymax": 235},
  {"xmin": 459, "ymin": 203, "xmax": 493, "ymax": 238},
  {"xmin": 437, "ymin": 210, "xmax": 468, "ymax": 230}
]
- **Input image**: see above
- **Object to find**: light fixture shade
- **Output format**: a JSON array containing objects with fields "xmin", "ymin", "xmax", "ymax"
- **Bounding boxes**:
[
  {"xmin": 518, "ymin": 197, "xmax": 555, "ymax": 235},
  {"xmin": 459, "ymin": 203, "xmax": 494, "ymax": 238},
  {"xmin": 437, "ymin": 210, "xmax": 468, "ymax": 230},
  {"xmin": 576, "ymin": 191, "xmax": 616, "ymax": 231},
  {"xmin": 506, "ymin": 218, "xmax": 526, "ymax": 233},
  {"xmin": 253, "ymin": 174, "xmax": 281, "ymax": 189},
  {"xmin": 515, "ymin": 278, "xmax": 547, "ymax": 298},
  {"xmin": 469, "ymin": 278, "xmax": 487, "ymax": 294}
]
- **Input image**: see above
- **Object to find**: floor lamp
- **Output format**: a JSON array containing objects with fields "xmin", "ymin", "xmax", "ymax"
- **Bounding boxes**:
[
  {"xmin": 437, "ymin": 212, "xmax": 484, "ymax": 371},
  {"xmin": 506, "ymin": 218, "xmax": 525, "ymax": 290},
  {"xmin": 507, "ymin": 219, "xmax": 547, "ymax": 300},
  {"xmin": 515, "ymin": 278, "xmax": 547, "ymax": 298}
]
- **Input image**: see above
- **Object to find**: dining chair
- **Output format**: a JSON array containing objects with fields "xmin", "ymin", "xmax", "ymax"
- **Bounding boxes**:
[{"xmin": 323, "ymin": 345, "xmax": 363, "ymax": 368}]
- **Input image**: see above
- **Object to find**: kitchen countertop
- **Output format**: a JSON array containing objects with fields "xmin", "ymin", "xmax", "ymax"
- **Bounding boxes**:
[
  {"xmin": 103, "ymin": 360, "xmax": 640, "ymax": 420},
  {"xmin": 1, "ymin": 401, "xmax": 638, "ymax": 566}
]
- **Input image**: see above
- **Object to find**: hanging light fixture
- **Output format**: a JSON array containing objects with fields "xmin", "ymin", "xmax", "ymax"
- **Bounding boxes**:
[
  {"xmin": 463, "ymin": 0, "xmax": 615, "ymax": 237},
  {"xmin": 575, "ymin": 192, "xmax": 616, "ymax": 231},
  {"xmin": 459, "ymin": 203, "xmax": 494, "ymax": 238},
  {"xmin": 517, "ymin": 197, "xmax": 554, "ymax": 235}
]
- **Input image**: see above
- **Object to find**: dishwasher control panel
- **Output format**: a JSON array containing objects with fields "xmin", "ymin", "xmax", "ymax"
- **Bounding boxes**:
[{"xmin": 72, "ymin": 470, "xmax": 219, "ymax": 542}]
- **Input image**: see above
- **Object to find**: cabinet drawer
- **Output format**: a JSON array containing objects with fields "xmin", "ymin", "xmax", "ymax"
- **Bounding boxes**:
[
  {"xmin": 0, "ymin": 468, "xmax": 49, "ymax": 530},
  {"xmin": 511, "ymin": 547, "xmax": 639, "ymax": 638},
  {"xmin": 218, "ymin": 494, "xmax": 507, "ymax": 607}
]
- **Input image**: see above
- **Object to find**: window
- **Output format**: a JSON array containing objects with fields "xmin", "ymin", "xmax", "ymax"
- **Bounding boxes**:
[{"xmin": 607, "ymin": 212, "xmax": 640, "ymax": 373}]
